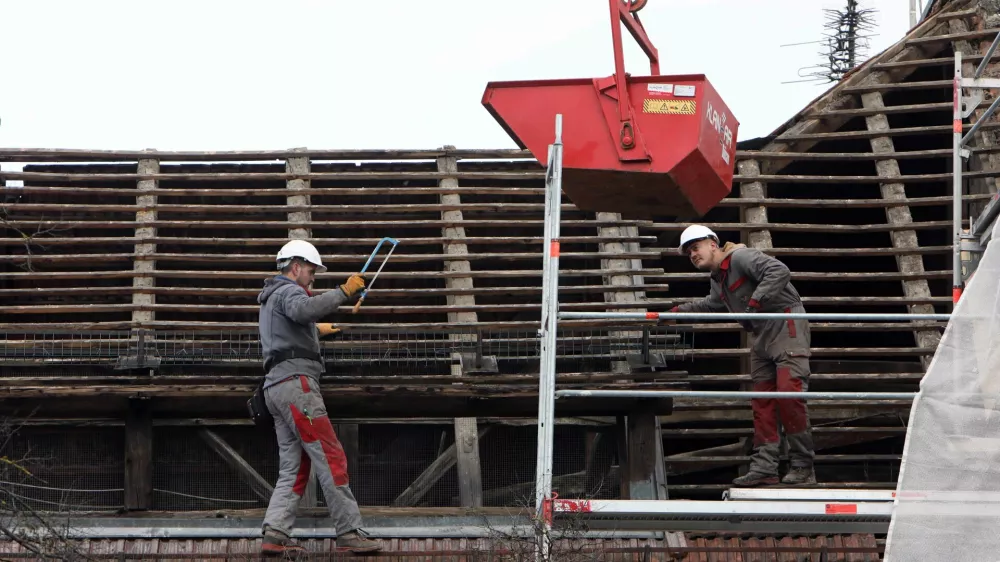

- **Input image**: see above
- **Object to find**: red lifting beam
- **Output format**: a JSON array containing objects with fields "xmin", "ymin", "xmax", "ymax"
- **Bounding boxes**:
[{"xmin": 608, "ymin": 0, "xmax": 658, "ymax": 158}]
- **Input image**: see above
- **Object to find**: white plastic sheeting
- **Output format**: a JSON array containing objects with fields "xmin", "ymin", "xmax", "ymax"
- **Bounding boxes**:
[{"xmin": 885, "ymin": 224, "xmax": 1000, "ymax": 561}]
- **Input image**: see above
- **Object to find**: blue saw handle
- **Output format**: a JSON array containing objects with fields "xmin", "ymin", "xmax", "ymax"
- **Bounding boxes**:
[
  {"xmin": 352, "ymin": 237, "xmax": 400, "ymax": 314},
  {"xmin": 360, "ymin": 237, "xmax": 399, "ymax": 274}
]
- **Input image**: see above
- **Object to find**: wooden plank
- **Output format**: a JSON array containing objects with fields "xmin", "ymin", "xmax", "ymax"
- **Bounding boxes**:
[
  {"xmin": 198, "ymin": 429, "xmax": 274, "ymax": 502},
  {"xmin": 0, "ymin": 147, "xmax": 534, "ymax": 162},
  {"xmin": 810, "ymin": 102, "xmax": 957, "ymax": 118},
  {"xmin": 0, "ymin": 251, "xmax": 664, "ymax": 264},
  {"xmin": 438, "ymin": 148, "xmax": 483, "ymax": 509},
  {"xmin": 728, "ymin": 170, "xmax": 999, "ymax": 183},
  {"xmin": 713, "ymin": 194, "xmax": 992, "ymax": 208},
  {"xmin": 777, "ymin": 122, "xmax": 1000, "ymax": 141},
  {"xmin": 0, "ymin": 170, "xmax": 547, "ymax": 182},
  {"xmin": 0, "ymin": 235, "xmax": 660, "ymax": 247},
  {"xmin": 905, "ymin": 28, "xmax": 1000, "ymax": 45},
  {"xmin": 0, "ymin": 218, "xmax": 652, "ymax": 230},
  {"xmin": 0, "ymin": 283, "xmax": 674, "ymax": 298},
  {"xmin": 860, "ymin": 89, "xmax": 943, "ymax": 365},
  {"xmin": 1, "ymin": 185, "xmax": 549, "ymax": 197},
  {"xmin": 841, "ymin": 79, "xmax": 954, "ymax": 93},
  {"xmin": 0, "ymin": 268, "xmax": 950, "ymax": 283},
  {"xmin": 0, "ymin": 267, "xmax": 668, "ymax": 280},
  {"xmin": 736, "ymin": 148, "xmax": 961, "ymax": 160},
  {"xmin": 647, "ymin": 221, "xmax": 956, "ymax": 232},
  {"xmin": 124, "ymin": 399, "xmax": 153, "ymax": 511},
  {"xmin": 4, "ymin": 202, "xmax": 579, "ymax": 213},
  {"xmin": 0, "ymin": 299, "xmax": 681, "ymax": 315}
]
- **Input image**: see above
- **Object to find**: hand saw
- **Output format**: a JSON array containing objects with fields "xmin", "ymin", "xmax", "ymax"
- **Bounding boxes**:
[{"xmin": 352, "ymin": 237, "xmax": 399, "ymax": 314}]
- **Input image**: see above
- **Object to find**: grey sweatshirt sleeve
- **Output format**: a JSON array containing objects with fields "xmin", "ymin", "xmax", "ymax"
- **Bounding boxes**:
[
  {"xmin": 675, "ymin": 282, "xmax": 727, "ymax": 313},
  {"xmin": 279, "ymin": 285, "xmax": 351, "ymax": 325},
  {"xmin": 734, "ymin": 249, "xmax": 791, "ymax": 307}
]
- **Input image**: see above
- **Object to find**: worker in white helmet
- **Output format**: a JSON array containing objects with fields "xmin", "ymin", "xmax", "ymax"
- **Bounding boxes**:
[
  {"xmin": 670, "ymin": 225, "xmax": 816, "ymax": 487},
  {"xmin": 256, "ymin": 239, "xmax": 381, "ymax": 555}
]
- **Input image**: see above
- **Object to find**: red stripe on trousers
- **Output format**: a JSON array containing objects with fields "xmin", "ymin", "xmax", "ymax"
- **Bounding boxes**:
[
  {"xmin": 290, "ymin": 404, "xmax": 350, "ymax": 487},
  {"xmin": 292, "ymin": 451, "xmax": 311, "ymax": 496},
  {"xmin": 776, "ymin": 366, "xmax": 808, "ymax": 434},
  {"xmin": 751, "ymin": 379, "xmax": 779, "ymax": 445}
]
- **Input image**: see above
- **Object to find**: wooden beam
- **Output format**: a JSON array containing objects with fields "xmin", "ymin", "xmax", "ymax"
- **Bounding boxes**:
[
  {"xmin": 438, "ymin": 146, "xmax": 484, "ymax": 509},
  {"xmin": 286, "ymin": 149, "xmax": 312, "ymax": 241},
  {"xmin": 198, "ymin": 429, "xmax": 274, "ymax": 503},
  {"xmin": 124, "ymin": 398, "xmax": 153, "ymax": 511},
  {"xmin": 625, "ymin": 403, "xmax": 668, "ymax": 500},
  {"xmin": 860, "ymin": 89, "xmax": 943, "ymax": 368},
  {"xmin": 132, "ymin": 155, "xmax": 157, "ymax": 326},
  {"xmin": 0, "ymin": 170, "xmax": 548, "ymax": 183},
  {"xmin": 0, "ymin": 218, "xmax": 652, "ymax": 231},
  {"xmin": 391, "ymin": 426, "xmax": 491, "ymax": 507},
  {"xmin": 0, "ymin": 147, "xmax": 535, "ymax": 163}
]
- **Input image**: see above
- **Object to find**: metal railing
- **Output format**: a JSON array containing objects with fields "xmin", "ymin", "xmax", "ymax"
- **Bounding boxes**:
[
  {"xmin": 560, "ymin": 311, "xmax": 951, "ymax": 321},
  {"xmin": 0, "ymin": 325, "xmax": 688, "ymax": 373}
]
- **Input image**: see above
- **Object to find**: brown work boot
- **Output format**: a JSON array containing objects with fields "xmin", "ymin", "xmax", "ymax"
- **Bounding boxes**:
[
  {"xmin": 261, "ymin": 534, "xmax": 305, "ymax": 558},
  {"xmin": 732, "ymin": 470, "xmax": 779, "ymax": 487},
  {"xmin": 782, "ymin": 466, "xmax": 817, "ymax": 485},
  {"xmin": 337, "ymin": 529, "xmax": 382, "ymax": 553}
]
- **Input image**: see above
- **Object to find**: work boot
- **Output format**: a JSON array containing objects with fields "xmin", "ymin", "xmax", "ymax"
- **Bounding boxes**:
[
  {"xmin": 261, "ymin": 535, "xmax": 305, "ymax": 558},
  {"xmin": 782, "ymin": 466, "xmax": 817, "ymax": 485},
  {"xmin": 732, "ymin": 470, "xmax": 779, "ymax": 487},
  {"xmin": 337, "ymin": 529, "xmax": 382, "ymax": 553}
]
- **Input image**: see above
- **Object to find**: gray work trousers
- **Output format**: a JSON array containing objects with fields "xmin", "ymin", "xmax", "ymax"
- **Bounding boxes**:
[
  {"xmin": 747, "ymin": 305, "xmax": 816, "ymax": 475},
  {"xmin": 262, "ymin": 374, "xmax": 363, "ymax": 539}
]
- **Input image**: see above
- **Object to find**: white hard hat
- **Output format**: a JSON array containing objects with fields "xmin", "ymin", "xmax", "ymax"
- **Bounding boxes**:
[
  {"xmin": 276, "ymin": 239, "xmax": 327, "ymax": 273},
  {"xmin": 678, "ymin": 224, "xmax": 719, "ymax": 253}
]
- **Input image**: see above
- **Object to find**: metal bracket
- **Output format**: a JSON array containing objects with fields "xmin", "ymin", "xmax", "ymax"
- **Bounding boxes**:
[
  {"xmin": 625, "ymin": 352, "xmax": 667, "ymax": 371},
  {"xmin": 962, "ymin": 90, "xmax": 984, "ymax": 118},
  {"xmin": 624, "ymin": 328, "xmax": 669, "ymax": 371},
  {"xmin": 115, "ymin": 355, "xmax": 162, "ymax": 370},
  {"xmin": 114, "ymin": 330, "xmax": 161, "ymax": 371},
  {"xmin": 458, "ymin": 352, "xmax": 499, "ymax": 375}
]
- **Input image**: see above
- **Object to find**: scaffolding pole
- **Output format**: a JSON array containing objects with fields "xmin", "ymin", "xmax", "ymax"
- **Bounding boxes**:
[
  {"xmin": 555, "ymin": 390, "xmax": 918, "ymax": 400},
  {"xmin": 559, "ymin": 311, "xmax": 950, "ymax": 321},
  {"xmin": 953, "ymin": 34, "xmax": 1000, "ymax": 295},
  {"xmin": 533, "ymin": 114, "xmax": 563, "ymax": 562}
]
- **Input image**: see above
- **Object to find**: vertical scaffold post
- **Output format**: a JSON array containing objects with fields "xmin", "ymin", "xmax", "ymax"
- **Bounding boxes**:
[
  {"xmin": 534, "ymin": 114, "xmax": 563, "ymax": 562},
  {"xmin": 953, "ymin": 50, "xmax": 964, "ymax": 304}
]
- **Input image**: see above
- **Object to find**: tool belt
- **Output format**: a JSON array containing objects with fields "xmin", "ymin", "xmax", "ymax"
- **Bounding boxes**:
[{"xmin": 263, "ymin": 348, "xmax": 322, "ymax": 373}]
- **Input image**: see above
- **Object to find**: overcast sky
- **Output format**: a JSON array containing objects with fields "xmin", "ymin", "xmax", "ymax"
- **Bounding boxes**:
[{"xmin": 0, "ymin": 0, "xmax": 916, "ymax": 152}]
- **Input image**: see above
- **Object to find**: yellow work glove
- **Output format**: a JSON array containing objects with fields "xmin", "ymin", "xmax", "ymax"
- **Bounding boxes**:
[
  {"xmin": 340, "ymin": 273, "xmax": 366, "ymax": 297},
  {"xmin": 317, "ymin": 323, "xmax": 340, "ymax": 337}
]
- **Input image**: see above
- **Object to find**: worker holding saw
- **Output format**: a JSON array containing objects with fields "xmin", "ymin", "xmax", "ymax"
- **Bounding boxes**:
[
  {"xmin": 256, "ymin": 239, "xmax": 382, "ymax": 555},
  {"xmin": 669, "ymin": 225, "xmax": 817, "ymax": 487}
]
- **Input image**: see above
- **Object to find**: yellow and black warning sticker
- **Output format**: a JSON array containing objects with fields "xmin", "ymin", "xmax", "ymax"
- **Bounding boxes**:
[{"xmin": 642, "ymin": 98, "xmax": 696, "ymax": 115}]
